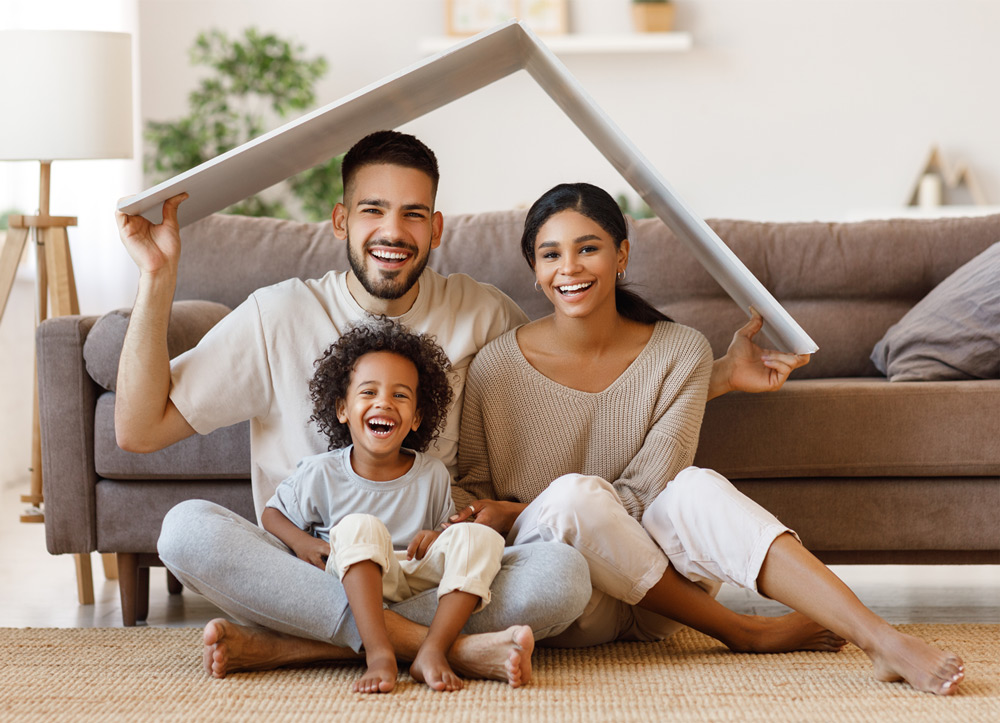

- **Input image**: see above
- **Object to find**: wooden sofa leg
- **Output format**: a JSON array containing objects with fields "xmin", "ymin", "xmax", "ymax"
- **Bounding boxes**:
[
  {"xmin": 117, "ymin": 553, "xmax": 139, "ymax": 627},
  {"xmin": 136, "ymin": 566, "xmax": 150, "ymax": 623},
  {"xmin": 74, "ymin": 553, "xmax": 94, "ymax": 605},
  {"xmin": 166, "ymin": 570, "xmax": 183, "ymax": 595}
]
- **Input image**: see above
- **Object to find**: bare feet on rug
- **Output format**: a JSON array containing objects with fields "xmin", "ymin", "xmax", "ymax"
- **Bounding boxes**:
[
  {"xmin": 409, "ymin": 646, "xmax": 463, "ymax": 692},
  {"xmin": 865, "ymin": 627, "xmax": 964, "ymax": 695},
  {"xmin": 725, "ymin": 612, "xmax": 847, "ymax": 654},
  {"xmin": 448, "ymin": 625, "xmax": 534, "ymax": 687},
  {"xmin": 203, "ymin": 618, "xmax": 349, "ymax": 679},
  {"xmin": 354, "ymin": 649, "xmax": 397, "ymax": 694}
]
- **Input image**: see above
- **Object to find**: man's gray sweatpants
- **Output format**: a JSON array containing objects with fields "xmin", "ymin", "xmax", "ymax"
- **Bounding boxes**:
[{"xmin": 157, "ymin": 499, "xmax": 591, "ymax": 652}]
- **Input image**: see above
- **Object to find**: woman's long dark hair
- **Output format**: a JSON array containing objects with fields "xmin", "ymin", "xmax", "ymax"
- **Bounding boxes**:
[{"xmin": 520, "ymin": 182, "xmax": 671, "ymax": 325}]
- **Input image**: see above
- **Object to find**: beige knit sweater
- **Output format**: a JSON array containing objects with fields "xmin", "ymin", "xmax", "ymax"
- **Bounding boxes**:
[{"xmin": 454, "ymin": 321, "xmax": 713, "ymax": 520}]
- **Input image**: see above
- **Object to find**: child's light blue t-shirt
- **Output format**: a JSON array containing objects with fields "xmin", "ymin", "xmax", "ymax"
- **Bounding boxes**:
[{"xmin": 265, "ymin": 446, "xmax": 456, "ymax": 550}]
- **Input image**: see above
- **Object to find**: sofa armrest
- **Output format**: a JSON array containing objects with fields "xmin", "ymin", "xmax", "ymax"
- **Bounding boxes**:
[{"xmin": 36, "ymin": 315, "xmax": 100, "ymax": 555}]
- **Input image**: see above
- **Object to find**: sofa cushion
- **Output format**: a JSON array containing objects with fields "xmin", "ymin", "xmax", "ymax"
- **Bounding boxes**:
[
  {"xmin": 628, "ymin": 214, "xmax": 1000, "ymax": 378},
  {"xmin": 83, "ymin": 300, "xmax": 231, "ymax": 391},
  {"xmin": 695, "ymin": 378, "xmax": 1000, "ymax": 478},
  {"xmin": 870, "ymin": 240, "xmax": 1000, "ymax": 381},
  {"xmin": 93, "ymin": 392, "xmax": 250, "ymax": 479}
]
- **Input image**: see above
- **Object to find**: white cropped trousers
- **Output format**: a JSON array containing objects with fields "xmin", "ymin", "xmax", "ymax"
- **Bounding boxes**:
[
  {"xmin": 509, "ymin": 466, "xmax": 797, "ymax": 647},
  {"xmin": 328, "ymin": 513, "xmax": 506, "ymax": 612}
]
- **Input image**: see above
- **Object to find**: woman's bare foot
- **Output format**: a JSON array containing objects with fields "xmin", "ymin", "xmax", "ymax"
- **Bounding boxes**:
[
  {"xmin": 865, "ymin": 627, "xmax": 964, "ymax": 695},
  {"xmin": 202, "ymin": 618, "xmax": 354, "ymax": 679},
  {"xmin": 410, "ymin": 646, "xmax": 463, "ymax": 692},
  {"xmin": 354, "ymin": 650, "xmax": 397, "ymax": 694},
  {"xmin": 448, "ymin": 625, "xmax": 534, "ymax": 687},
  {"xmin": 724, "ymin": 612, "xmax": 847, "ymax": 654}
]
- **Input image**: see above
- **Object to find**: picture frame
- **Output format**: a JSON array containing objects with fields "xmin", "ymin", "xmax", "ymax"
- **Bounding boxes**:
[
  {"xmin": 520, "ymin": 0, "xmax": 569, "ymax": 35},
  {"xmin": 446, "ymin": 1, "xmax": 568, "ymax": 37},
  {"xmin": 446, "ymin": 0, "xmax": 519, "ymax": 36}
]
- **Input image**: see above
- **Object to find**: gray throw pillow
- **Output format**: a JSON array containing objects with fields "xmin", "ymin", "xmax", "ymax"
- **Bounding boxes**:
[
  {"xmin": 871, "ymin": 240, "xmax": 1000, "ymax": 381},
  {"xmin": 84, "ymin": 300, "xmax": 231, "ymax": 391}
]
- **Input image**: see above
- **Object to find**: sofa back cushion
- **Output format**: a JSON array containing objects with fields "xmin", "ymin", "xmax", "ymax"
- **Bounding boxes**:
[{"xmin": 176, "ymin": 211, "xmax": 1000, "ymax": 379}]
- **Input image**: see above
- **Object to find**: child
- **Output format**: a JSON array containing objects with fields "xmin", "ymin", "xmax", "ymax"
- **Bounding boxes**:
[{"xmin": 261, "ymin": 317, "xmax": 511, "ymax": 693}]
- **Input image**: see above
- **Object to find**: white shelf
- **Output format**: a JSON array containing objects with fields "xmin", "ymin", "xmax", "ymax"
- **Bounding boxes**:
[{"xmin": 419, "ymin": 32, "xmax": 693, "ymax": 56}]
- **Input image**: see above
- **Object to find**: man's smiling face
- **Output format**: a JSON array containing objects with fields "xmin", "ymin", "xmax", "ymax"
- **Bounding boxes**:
[{"xmin": 333, "ymin": 163, "xmax": 442, "ymax": 310}]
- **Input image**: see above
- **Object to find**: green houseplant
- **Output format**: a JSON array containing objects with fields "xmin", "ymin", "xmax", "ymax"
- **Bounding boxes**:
[{"xmin": 145, "ymin": 28, "xmax": 342, "ymax": 221}]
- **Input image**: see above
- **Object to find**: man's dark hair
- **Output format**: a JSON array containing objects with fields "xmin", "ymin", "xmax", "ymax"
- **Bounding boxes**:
[
  {"xmin": 310, "ymin": 316, "xmax": 453, "ymax": 452},
  {"xmin": 341, "ymin": 130, "xmax": 440, "ymax": 202}
]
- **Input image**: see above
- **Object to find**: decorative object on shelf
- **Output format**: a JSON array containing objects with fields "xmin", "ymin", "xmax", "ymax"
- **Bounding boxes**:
[
  {"xmin": 0, "ymin": 28, "xmax": 134, "ymax": 605},
  {"xmin": 906, "ymin": 146, "xmax": 989, "ymax": 209},
  {"xmin": 447, "ymin": 0, "xmax": 519, "ymax": 36},
  {"xmin": 145, "ymin": 28, "xmax": 341, "ymax": 222},
  {"xmin": 632, "ymin": 0, "xmax": 675, "ymax": 33},
  {"xmin": 521, "ymin": 0, "xmax": 569, "ymax": 35}
]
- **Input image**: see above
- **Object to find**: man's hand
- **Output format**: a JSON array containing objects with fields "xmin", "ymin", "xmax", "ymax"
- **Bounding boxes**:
[
  {"xmin": 448, "ymin": 499, "xmax": 525, "ymax": 536},
  {"xmin": 708, "ymin": 308, "xmax": 811, "ymax": 400},
  {"xmin": 115, "ymin": 193, "xmax": 188, "ymax": 275},
  {"xmin": 407, "ymin": 529, "xmax": 441, "ymax": 561}
]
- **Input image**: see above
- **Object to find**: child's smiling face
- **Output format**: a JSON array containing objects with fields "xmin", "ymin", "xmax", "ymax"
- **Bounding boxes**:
[{"xmin": 336, "ymin": 351, "xmax": 421, "ymax": 461}]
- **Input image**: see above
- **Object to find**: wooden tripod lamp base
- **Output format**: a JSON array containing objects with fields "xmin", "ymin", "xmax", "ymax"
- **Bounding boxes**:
[{"xmin": 0, "ymin": 161, "xmax": 110, "ymax": 605}]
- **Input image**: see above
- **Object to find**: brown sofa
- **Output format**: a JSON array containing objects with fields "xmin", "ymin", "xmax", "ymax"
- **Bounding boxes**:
[{"xmin": 36, "ymin": 210, "xmax": 1000, "ymax": 626}]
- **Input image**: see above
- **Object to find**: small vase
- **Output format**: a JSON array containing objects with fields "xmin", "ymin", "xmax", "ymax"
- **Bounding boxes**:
[{"xmin": 632, "ymin": 3, "xmax": 675, "ymax": 33}]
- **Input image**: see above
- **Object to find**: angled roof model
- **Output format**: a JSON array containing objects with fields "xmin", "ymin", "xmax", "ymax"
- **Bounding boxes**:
[{"xmin": 119, "ymin": 20, "xmax": 817, "ymax": 353}]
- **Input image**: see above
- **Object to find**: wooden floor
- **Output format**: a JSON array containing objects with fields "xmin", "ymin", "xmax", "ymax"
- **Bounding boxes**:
[{"xmin": 2, "ymin": 275, "xmax": 998, "ymax": 629}]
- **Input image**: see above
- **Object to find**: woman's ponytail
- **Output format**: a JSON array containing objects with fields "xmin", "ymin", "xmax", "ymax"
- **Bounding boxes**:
[{"xmin": 615, "ymin": 285, "xmax": 671, "ymax": 324}]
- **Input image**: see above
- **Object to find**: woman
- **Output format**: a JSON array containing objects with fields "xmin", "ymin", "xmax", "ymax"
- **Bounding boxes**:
[{"xmin": 452, "ymin": 182, "xmax": 964, "ymax": 695}]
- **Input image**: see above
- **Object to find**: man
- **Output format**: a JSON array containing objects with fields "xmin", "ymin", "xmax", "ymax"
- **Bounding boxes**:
[{"xmin": 115, "ymin": 131, "xmax": 808, "ymax": 682}]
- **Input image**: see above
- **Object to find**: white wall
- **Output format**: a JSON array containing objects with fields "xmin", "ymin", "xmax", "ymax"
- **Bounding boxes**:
[{"xmin": 136, "ymin": 0, "xmax": 1000, "ymax": 223}]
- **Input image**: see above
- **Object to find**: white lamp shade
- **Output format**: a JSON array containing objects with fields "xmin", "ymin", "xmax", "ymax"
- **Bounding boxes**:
[{"xmin": 0, "ymin": 30, "xmax": 133, "ymax": 161}]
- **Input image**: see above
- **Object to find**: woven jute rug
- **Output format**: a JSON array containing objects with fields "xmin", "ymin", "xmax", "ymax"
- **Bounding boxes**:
[{"xmin": 1, "ymin": 624, "xmax": 997, "ymax": 722}]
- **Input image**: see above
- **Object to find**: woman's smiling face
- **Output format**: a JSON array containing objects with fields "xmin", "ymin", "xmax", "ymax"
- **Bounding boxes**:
[{"xmin": 532, "ymin": 209, "xmax": 628, "ymax": 319}]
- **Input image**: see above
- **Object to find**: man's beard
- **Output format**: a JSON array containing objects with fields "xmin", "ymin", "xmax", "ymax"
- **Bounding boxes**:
[{"xmin": 347, "ymin": 238, "xmax": 428, "ymax": 301}]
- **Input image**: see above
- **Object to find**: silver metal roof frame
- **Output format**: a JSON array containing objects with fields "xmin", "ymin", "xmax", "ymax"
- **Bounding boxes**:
[{"xmin": 119, "ymin": 20, "xmax": 817, "ymax": 353}]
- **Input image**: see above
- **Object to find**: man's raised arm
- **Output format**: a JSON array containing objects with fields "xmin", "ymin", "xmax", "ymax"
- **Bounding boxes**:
[{"xmin": 113, "ymin": 193, "xmax": 197, "ymax": 452}]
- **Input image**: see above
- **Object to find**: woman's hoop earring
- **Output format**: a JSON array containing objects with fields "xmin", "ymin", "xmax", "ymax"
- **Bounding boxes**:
[
  {"xmin": 617, "ymin": 269, "xmax": 627, "ymax": 281},
  {"xmin": 534, "ymin": 280, "xmax": 542, "ymax": 292}
]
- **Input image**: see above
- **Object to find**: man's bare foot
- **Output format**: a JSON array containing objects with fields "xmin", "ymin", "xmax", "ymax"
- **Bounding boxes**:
[
  {"xmin": 354, "ymin": 650, "xmax": 397, "ymax": 694},
  {"xmin": 202, "ymin": 618, "xmax": 354, "ymax": 679},
  {"xmin": 866, "ymin": 627, "xmax": 964, "ymax": 695},
  {"xmin": 724, "ymin": 612, "xmax": 847, "ymax": 654},
  {"xmin": 448, "ymin": 625, "xmax": 534, "ymax": 687},
  {"xmin": 410, "ymin": 646, "xmax": 463, "ymax": 692}
]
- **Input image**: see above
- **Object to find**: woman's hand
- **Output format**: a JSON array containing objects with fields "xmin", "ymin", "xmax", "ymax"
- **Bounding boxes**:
[
  {"xmin": 707, "ymin": 308, "xmax": 811, "ymax": 400},
  {"xmin": 448, "ymin": 500, "xmax": 525, "ymax": 536}
]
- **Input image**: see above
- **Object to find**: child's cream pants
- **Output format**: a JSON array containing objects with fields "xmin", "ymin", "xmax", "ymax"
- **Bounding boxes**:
[{"xmin": 327, "ymin": 513, "xmax": 506, "ymax": 611}]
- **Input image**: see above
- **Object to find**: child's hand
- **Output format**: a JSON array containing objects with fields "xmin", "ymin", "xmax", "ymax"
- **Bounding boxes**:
[
  {"xmin": 294, "ymin": 537, "xmax": 331, "ymax": 571},
  {"xmin": 406, "ymin": 529, "xmax": 441, "ymax": 561}
]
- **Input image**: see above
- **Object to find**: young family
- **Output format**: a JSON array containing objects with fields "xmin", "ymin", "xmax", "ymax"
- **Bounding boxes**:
[{"xmin": 115, "ymin": 131, "xmax": 964, "ymax": 696}]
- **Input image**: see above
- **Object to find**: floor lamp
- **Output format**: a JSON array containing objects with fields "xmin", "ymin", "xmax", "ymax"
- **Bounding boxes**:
[{"xmin": 0, "ymin": 29, "xmax": 133, "ymax": 604}]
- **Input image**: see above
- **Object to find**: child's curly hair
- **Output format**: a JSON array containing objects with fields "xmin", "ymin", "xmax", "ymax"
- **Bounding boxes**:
[{"xmin": 309, "ymin": 317, "xmax": 454, "ymax": 452}]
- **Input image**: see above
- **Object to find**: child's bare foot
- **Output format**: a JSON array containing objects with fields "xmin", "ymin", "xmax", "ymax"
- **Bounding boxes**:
[
  {"xmin": 866, "ymin": 627, "xmax": 964, "ymax": 695},
  {"xmin": 410, "ymin": 646, "xmax": 463, "ymax": 691},
  {"xmin": 202, "ymin": 618, "xmax": 349, "ymax": 678},
  {"xmin": 354, "ymin": 650, "xmax": 397, "ymax": 694},
  {"xmin": 724, "ymin": 612, "xmax": 847, "ymax": 654},
  {"xmin": 449, "ymin": 625, "xmax": 534, "ymax": 687}
]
